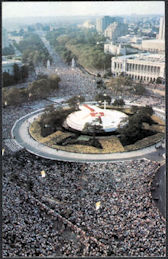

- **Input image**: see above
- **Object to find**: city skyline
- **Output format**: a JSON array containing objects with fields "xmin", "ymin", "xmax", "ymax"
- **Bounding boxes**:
[{"xmin": 3, "ymin": 1, "xmax": 164, "ymax": 19}]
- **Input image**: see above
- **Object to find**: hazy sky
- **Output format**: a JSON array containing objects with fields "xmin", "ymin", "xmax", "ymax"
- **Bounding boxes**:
[{"xmin": 2, "ymin": 1, "xmax": 164, "ymax": 18}]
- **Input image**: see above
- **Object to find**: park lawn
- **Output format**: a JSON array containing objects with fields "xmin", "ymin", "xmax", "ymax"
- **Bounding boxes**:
[
  {"xmin": 29, "ymin": 121, "xmax": 74, "ymax": 145},
  {"xmin": 39, "ymin": 131, "xmax": 72, "ymax": 144},
  {"xmin": 99, "ymin": 136, "xmax": 125, "ymax": 153},
  {"xmin": 142, "ymin": 122, "xmax": 165, "ymax": 133},
  {"xmin": 51, "ymin": 144, "xmax": 102, "ymax": 153},
  {"xmin": 151, "ymin": 114, "xmax": 165, "ymax": 125},
  {"xmin": 124, "ymin": 132, "xmax": 164, "ymax": 151},
  {"xmin": 50, "ymin": 136, "xmax": 124, "ymax": 154},
  {"xmin": 29, "ymin": 120, "xmax": 42, "ymax": 142}
]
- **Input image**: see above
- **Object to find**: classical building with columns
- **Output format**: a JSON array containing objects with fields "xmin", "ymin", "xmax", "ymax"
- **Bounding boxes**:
[{"xmin": 111, "ymin": 53, "xmax": 165, "ymax": 82}]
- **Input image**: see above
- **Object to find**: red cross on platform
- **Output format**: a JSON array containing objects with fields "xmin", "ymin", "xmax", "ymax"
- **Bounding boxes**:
[{"xmin": 83, "ymin": 104, "xmax": 104, "ymax": 117}]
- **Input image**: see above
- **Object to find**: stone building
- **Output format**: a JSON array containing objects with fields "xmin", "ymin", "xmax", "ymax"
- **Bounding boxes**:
[
  {"xmin": 96, "ymin": 16, "xmax": 123, "ymax": 33},
  {"xmin": 111, "ymin": 53, "xmax": 165, "ymax": 83},
  {"xmin": 141, "ymin": 39, "xmax": 165, "ymax": 53},
  {"xmin": 104, "ymin": 22, "xmax": 128, "ymax": 42},
  {"xmin": 2, "ymin": 28, "xmax": 10, "ymax": 48},
  {"xmin": 141, "ymin": 17, "xmax": 165, "ymax": 53},
  {"xmin": 104, "ymin": 42, "xmax": 126, "ymax": 55}
]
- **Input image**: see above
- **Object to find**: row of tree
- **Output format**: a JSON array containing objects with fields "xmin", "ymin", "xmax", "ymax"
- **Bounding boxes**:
[
  {"xmin": 46, "ymin": 27, "xmax": 112, "ymax": 70},
  {"xmin": 106, "ymin": 75, "xmax": 146, "ymax": 95},
  {"xmin": 2, "ymin": 73, "xmax": 60, "ymax": 106},
  {"xmin": 3, "ymin": 64, "xmax": 29, "ymax": 87},
  {"xmin": 118, "ymin": 105, "xmax": 155, "ymax": 145},
  {"xmin": 14, "ymin": 33, "xmax": 52, "ymax": 67},
  {"xmin": 2, "ymin": 44, "xmax": 15, "ymax": 56}
]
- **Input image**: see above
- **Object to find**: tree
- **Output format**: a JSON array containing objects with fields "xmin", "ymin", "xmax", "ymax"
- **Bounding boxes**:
[
  {"xmin": 39, "ymin": 106, "xmax": 76, "ymax": 137},
  {"xmin": 112, "ymin": 98, "xmax": 125, "ymax": 106},
  {"xmin": 19, "ymin": 28, "xmax": 24, "ymax": 36},
  {"xmin": 48, "ymin": 74, "xmax": 61, "ymax": 90},
  {"xmin": 95, "ymin": 93, "xmax": 111, "ymax": 104},
  {"xmin": 133, "ymin": 84, "xmax": 146, "ymax": 95},
  {"xmin": 2, "ymin": 72, "xmax": 15, "ymax": 87},
  {"xmin": 67, "ymin": 95, "xmax": 85, "ymax": 109},
  {"xmin": 139, "ymin": 105, "xmax": 154, "ymax": 116},
  {"xmin": 131, "ymin": 105, "xmax": 139, "ymax": 114},
  {"xmin": 3, "ymin": 87, "xmax": 28, "ymax": 106},
  {"xmin": 118, "ymin": 107, "xmax": 154, "ymax": 146},
  {"xmin": 13, "ymin": 63, "xmax": 21, "ymax": 83},
  {"xmin": 20, "ymin": 65, "xmax": 29, "ymax": 80},
  {"xmin": 96, "ymin": 79, "xmax": 106, "ymax": 89},
  {"xmin": 156, "ymin": 77, "xmax": 162, "ymax": 84},
  {"xmin": 37, "ymin": 73, "xmax": 48, "ymax": 80},
  {"xmin": 2, "ymin": 44, "xmax": 15, "ymax": 56},
  {"xmin": 28, "ymin": 61, "xmax": 35, "ymax": 73},
  {"xmin": 83, "ymin": 119, "xmax": 104, "ymax": 135},
  {"xmin": 28, "ymin": 79, "xmax": 49, "ymax": 99},
  {"xmin": 27, "ymin": 25, "xmax": 35, "ymax": 32}
]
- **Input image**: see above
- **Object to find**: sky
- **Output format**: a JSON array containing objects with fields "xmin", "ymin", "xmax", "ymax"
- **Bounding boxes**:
[{"xmin": 2, "ymin": 1, "xmax": 164, "ymax": 19}]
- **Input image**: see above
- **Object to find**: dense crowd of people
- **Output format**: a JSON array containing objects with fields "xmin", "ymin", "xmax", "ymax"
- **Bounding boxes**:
[
  {"xmin": 2, "ymin": 36, "xmax": 166, "ymax": 257},
  {"xmin": 2, "ymin": 150, "xmax": 166, "ymax": 257}
]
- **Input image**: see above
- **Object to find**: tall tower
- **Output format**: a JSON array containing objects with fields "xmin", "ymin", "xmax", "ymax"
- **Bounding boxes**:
[
  {"xmin": 2, "ymin": 28, "xmax": 9, "ymax": 48},
  {"xmin": 158, "ymin": 16, "xmax": 165, "ymax": 40}
]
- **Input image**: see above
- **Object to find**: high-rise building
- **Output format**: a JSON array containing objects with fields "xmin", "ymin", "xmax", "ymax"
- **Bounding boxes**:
[
  {"xmin": 141, "ymin": 16, "xmax": 165, "ymax": 54},
  {"xmin": 158, "ymin": 16, "xmax": 165, "ymax": 40},
  {"xmin": 104, "ymin": 22, "xmax": 128, "ymax": 42},
  {"xmin": 2, "ymin": 28, "xmax": 10, "ymax": 48},
  {"xmin": 96, "ymin": 16, "xmax": 123, "ymax": 33}
]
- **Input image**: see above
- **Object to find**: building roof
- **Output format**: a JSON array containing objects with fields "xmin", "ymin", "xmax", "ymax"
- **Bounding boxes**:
[
  {"xmin": 112, "ymin": 53, "xmax": 165, "ymax": 63},
  {"xmin": 2, "ymin": 59, "xmax": 22, "ymax": 66}
]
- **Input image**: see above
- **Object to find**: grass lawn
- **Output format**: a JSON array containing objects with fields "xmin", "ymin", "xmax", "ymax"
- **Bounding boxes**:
[
  {"xmin": 99, "ymin": 136, "xmax": 124, "ymax": 153},
  {"xmin": 124, "ymin": 133, "xmax": 164, "ymax": 151},
  {"xmin": 151, "ymin": 114, "xmax": 165, "ymax": 125},
  {"xmin": 29, "ymin": 108, "xmax": 165, "ymax": 154}
]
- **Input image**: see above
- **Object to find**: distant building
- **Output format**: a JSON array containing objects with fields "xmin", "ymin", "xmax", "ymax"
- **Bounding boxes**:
[
  {"xmin": 130, "ymin": 36, "xmax": 142, "ymax": 44},
  {"xmin": 111, "ymin": 53, "xmax": 165, "ymax": 83},
  {"xmin": 96, "ymin": 16, "xmax": 112, "ymax": 33},
  {"xmin": 104, "ymin": 22, "xmax": 128, "ymax": 42},
  {"xmin": 8, "ymin": 35, "xmax": 23, "ymax": 43},
  {"xmin": 104, "ymin": 42, "xmax": 139, "ymax": 55},
  {"xmin": 141, "ymin": 17, "xmax": 165, "ymax": 54},
  {"xmin": 118, "ymin": 35, "xmax": 142, "ymax": 45},
  {"xmin": 117, "ymin": 35, "xmax": 132, "ymax": 44},
  {"xmin": 96, "ymin": 16, "xmax": 123, "ymax": 33},
  {"xmin": 141, "ymin": 39, "xmax": 165, "ymax": 53},
  {"xmin": 81, "ymin": 20, "xmax": 95, "ymax": 29},
  {"xmin": 2, "ymin": 28, "xmax": 10, "ymax": 48},
  {"xmin": 104, "ymin": 42, "xmax": 126, "ymax": 55},
  {"xmin": 49, "ymin": 25, "xmax": 55, "ymax": 31},
  {"xmin": 2, "ymin": 59, "xmax": 22, "ymax": 75},
  {"xmin": 158, "ymin": 16, "xmax": 165, "ymax": 40}
]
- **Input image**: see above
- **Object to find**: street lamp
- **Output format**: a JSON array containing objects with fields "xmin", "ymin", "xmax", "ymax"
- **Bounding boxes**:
[{"xmin": 103, "ymin": 94, "xmax": 107, "ymax": 110}]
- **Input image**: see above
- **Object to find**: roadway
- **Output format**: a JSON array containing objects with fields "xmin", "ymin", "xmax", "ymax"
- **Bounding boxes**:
[{"xmin": 11, "ymin": 106, "xmax": 165, "ymax": 163}]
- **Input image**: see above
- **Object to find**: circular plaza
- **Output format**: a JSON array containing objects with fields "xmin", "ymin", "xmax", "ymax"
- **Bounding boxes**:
[{"xmin": 11, "ymin": 102, "xmax": 165, "ymax": 162}]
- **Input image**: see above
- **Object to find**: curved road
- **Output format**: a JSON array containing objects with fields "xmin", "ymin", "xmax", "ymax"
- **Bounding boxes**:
[{"xmin": 11, "ymin": 106, "xmax": 165, "ymax": 163}]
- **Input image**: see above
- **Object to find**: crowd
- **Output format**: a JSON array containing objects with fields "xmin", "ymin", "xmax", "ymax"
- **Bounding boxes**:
[
  {"xmin": 2, "ymin": 149, "xmax": 166, "ymax": 257},
  {"xmin": 2, "ymin": 36, "xmax": 166, "ymax": 257}
]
